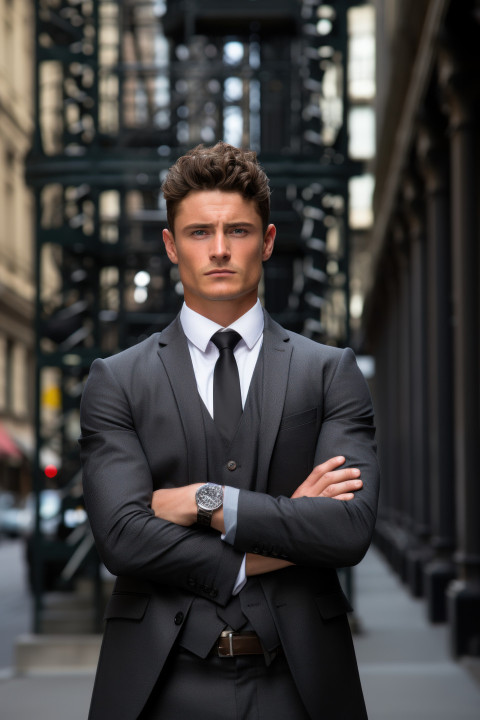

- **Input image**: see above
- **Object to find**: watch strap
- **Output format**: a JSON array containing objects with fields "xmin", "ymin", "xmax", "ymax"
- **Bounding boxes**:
[{"xmin": 196, "ymin": 506, "xmax": 214, "ymax": 527}]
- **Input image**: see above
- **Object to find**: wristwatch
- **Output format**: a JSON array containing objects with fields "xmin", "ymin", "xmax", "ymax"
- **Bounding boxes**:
[{"xmin": 195, "ymin": 483, "xmax": 224, "ymax": 527}]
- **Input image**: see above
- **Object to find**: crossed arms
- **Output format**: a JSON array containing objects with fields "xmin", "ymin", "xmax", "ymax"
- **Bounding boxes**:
[
  {"xmin": 80, "ymin": 345, "xmax": 379, "ymax": 605},
  {"xmin": 151, "ymin": 456, "xmax": 363, "ymax": 577}
]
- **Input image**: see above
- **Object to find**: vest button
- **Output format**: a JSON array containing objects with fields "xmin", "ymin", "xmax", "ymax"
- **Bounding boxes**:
[
  {"xmin": 174, "ymin": 612, "xmax": 184, "ymax": 626},
  {"xmin": 226, "ymin": 460, "xmax": 237, "ymax": 471}
]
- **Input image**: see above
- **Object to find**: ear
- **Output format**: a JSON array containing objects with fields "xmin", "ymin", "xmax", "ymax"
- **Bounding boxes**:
[
  {"xmin": 163, "ymin": 228, "xmax": 178, "ymax": 264},
  {"xmin": 262, "ymin": 224, "xmax": 276, "ymax": 261}
]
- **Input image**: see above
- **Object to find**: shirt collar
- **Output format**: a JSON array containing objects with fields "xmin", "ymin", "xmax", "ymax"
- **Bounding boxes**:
[{"xmin": 180, "ymin": 299, "xmax": 264, "ymax": 352}]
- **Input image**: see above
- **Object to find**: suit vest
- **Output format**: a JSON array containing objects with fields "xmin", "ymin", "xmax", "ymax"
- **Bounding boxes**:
[{"xmin": 178, "ymin": 349, "xmax": 280, "ymax": 658}]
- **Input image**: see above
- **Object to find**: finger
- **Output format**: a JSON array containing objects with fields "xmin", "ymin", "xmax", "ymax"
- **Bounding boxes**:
[
  {"xmin": 292, "ymin": 476, "xmax": 362, "ymax": 500},
  {"xmin": 326, "ymin": 467, "xmax": 361, "ymax": 480},
  {"xmin": 293, "ymin": 465, "xmax": 359, "ymax": 498},
  {"xmin": 321, "ymin": 479, "xmax": 362, "ymax": 498},
  {"xmin": 315, "ymin": 455, "xmax": 346, "ymax": 475},
  {"xmin": 333, "ymin": 493, "xmax": 355, "ymax": 501},
  {"xmin": 311, "ymin": 468, "xmax": 361, "ymax": 492},
  {"xmin": 304, "ymin": 456, "xmax": 346, "ymax": 486}
]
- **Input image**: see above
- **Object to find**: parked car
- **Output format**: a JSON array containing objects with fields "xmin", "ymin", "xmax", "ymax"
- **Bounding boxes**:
[
  {"xmin": 0, "ymin": 491, "xmax": 30, "ymax": 538},
  {"xmin": 0, "ymin": 489, "xmax": 65, "ymax": 539},
  {"xmin": 24, "ymin": 489, "xmax": 63, "ymax": 537},
  {"xmin": 25, "ymin": 488, "xmax": 89, "ymax": 593}
]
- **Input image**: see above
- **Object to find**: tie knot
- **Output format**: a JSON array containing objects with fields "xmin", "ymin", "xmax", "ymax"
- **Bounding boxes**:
[{"xmin": 211, "ymin": 330, "xmax": 242, "ymax": 353}]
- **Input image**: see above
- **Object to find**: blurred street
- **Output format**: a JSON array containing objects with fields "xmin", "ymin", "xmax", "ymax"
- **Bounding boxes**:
[
  {"xmin": 1, "ymin": 540, "xmax": 479, "ymax": 719},
  {"xmin": 0, "ymin": 539, "xmax": 31, "ymax": 671}
]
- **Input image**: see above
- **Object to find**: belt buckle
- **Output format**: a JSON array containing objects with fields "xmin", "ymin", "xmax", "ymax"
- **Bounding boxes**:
[{"xmin": 219, "ymin": 630, "xmax": 235, "ymax": 657}]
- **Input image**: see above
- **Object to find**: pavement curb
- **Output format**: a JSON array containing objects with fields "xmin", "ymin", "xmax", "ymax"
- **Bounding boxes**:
[{"xmin": 15, "ymin": 633, "xmax": 101, "ymax": 674}]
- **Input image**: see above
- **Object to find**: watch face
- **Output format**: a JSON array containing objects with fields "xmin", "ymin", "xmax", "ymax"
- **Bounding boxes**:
[{"xmin": 196, "ymin": 484, "xmax": 223, "ymax": 511}]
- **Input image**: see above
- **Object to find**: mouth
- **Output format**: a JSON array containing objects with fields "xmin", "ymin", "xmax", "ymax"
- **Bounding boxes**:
[{"xmin": 205, "ymin": 269, "xmax": 236, "ymax": 276}]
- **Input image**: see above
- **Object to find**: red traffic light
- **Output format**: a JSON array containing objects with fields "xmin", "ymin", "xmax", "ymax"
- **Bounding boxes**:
[{"xmin": 44, "ymin": 464, "xmax": 58, "ymax": 479}]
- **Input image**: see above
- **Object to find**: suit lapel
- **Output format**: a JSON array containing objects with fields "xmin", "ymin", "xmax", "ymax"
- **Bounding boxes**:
[
  {"xmin": 156, "ymin": 316, "xmax": 208, "ymax": 485},
  {"xmin": 256, "ymin": 311, "xmax": 293, "ymax": 494}
]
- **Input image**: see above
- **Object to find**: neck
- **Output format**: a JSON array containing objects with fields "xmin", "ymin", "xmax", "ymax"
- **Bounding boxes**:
[{"xmin": 185, "ymin": 297, "xmax": 258, "ymax": 327}]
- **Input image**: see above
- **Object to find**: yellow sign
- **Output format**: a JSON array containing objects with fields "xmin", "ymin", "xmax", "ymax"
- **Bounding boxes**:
[{"xmin": 41, "ymin": 386, "xmax": 62, "ymax": 409}]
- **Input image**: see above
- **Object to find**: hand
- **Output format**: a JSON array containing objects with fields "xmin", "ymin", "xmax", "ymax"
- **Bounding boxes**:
[
  {"xmin": 291, "ymin": 456, "xmax": 362, "ymax": 501},
  {"xmin": 151, "ymin": 484, "xmax": 202, "ymax": 526}
]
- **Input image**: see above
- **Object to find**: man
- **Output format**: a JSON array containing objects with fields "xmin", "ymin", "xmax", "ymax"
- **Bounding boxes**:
[{"xmin": 80, "ymin": 142, "xmax": 379, "ymax": 720}]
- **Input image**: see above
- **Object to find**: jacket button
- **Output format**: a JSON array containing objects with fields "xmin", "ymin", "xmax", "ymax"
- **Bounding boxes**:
[
  {"xmin": 226, "ymin": 460, "xmax": 237, "ymax": 471},
  {"xmin": 174, "ymin": 612, "xmax": 184, "ymax": 626}
]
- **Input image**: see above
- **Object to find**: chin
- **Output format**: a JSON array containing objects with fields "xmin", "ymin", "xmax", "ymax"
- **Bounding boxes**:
[{"xmin": 202, "ymin": 286, "xmax": 243, "ymax": 301}]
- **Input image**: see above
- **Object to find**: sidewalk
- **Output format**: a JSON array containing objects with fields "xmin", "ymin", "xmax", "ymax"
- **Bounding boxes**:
[
  {"xmin": 0, "ymin": 670, "xmax": 95, "ymax": 720},
  {"xmin": 0, "ymin": 547, "xmax": 479, "ymax": 719},
  {"xmin": 354, "ymin": 548, "xmax": 480, "ymax": 719}
]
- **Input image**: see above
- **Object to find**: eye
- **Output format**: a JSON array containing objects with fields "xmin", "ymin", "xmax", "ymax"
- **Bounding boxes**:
[
  {"xmin": 191, "ymin": 229, "xmax": 207, "ymax": 237},
  {"xmin": 231, "ymin": 227, "xmax": 248, "ymax": 236}
]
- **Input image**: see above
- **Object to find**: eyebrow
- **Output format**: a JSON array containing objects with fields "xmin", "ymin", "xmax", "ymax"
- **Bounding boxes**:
[{"xmin": 181, "ymin": 222, "xmax": 257, "ymax": 231}]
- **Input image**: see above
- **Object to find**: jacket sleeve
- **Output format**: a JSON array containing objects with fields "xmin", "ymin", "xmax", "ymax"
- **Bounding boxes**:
[
  {"xmin": 233, "ymin": 347, "xmax": 380, "ymax": 568},
  {"xmin": 80, "ymin": 357, "xmax": 243, "ymax": 607}
]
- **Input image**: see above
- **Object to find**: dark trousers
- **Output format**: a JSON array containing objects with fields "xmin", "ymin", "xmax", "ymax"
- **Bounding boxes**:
[{"xmin": 138, "ymin": 645, "xmax": 311, "ymax": 720}]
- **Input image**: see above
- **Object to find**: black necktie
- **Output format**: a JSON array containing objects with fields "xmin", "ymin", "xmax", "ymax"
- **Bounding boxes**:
[{"xmin": 211, "ymin": 330, "xmax": 243, "ymax": 440}]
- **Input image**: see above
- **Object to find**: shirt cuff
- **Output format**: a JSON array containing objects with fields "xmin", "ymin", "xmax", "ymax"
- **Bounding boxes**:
[
  {"xmin": 232, "ymin": 554, "xmax": 247, "ymax": 595},
  {"xmin": 222, "ymin": 485, "xmax": 239, "ymax": 545},
  {"xmin": 221, "ymin": 486, "xmax": 246, "ymax": 595}
]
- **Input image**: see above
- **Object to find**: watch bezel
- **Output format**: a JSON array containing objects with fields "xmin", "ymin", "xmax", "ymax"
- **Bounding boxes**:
[{"xmin": 195, "ymin": 483, "xmax": 224, "ymax": 512}]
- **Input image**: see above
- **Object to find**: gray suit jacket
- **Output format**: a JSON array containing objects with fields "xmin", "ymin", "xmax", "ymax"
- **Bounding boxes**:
[{"xmin": 80, "ymin": 310, "xmax": 379, "ymax": 720}]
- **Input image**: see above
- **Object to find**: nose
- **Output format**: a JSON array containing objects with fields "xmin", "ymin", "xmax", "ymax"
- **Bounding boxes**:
[{"xmin": 209, "ymin": 230, "xmax": 230, "ymax": 260}]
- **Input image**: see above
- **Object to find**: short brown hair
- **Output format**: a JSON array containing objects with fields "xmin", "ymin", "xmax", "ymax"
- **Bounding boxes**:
[{"xmin": 162, "ymin": 142, "xmax": 271, "ymax": 232}]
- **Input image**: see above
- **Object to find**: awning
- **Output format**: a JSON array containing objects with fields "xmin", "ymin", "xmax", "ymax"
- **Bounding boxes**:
[
  {"xmin": 3, "ymin": 426, "xmax": 61, "ymax": 469},
  {"xmin": 0, "ymin": 423, "xmax": 23, "ymax": 461}
]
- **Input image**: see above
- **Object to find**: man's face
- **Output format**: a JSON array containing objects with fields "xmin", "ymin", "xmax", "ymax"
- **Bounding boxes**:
[{"xmin": 162, "ymin": 190, "xmax": 275, "ymax": 322}]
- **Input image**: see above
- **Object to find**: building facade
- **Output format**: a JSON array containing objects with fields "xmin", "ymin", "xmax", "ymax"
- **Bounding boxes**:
[
  {"xmin": 0, "ymin": 0, "xmax": 35, "ymax": 497},
  {"xmin": 361, "ymin": 0, "xmax": 480, "ymax": 657}
]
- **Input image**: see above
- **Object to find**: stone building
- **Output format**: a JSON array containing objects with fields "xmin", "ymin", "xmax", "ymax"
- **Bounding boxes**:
[
  {"xmin": 0, "ymin": 0, "xmax": 35, "ymax": 498},
  {"xmin": 361, "ymin": 0, "xmax": 480, "ymax": 657}
]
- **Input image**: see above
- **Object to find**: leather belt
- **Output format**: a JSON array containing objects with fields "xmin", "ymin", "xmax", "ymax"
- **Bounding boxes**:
[{"xmin": 217, "ymin": 631, "xmax": 264, "ymax": 657}]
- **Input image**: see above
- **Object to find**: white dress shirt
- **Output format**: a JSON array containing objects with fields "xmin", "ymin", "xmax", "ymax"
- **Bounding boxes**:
[
  {"xmin": 179, "ymin": 299, "xmax": 264, "ymax": 414},
  {"xmin": 179, "ymin": 299, "xmax": 265, "ymax": 593}
]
